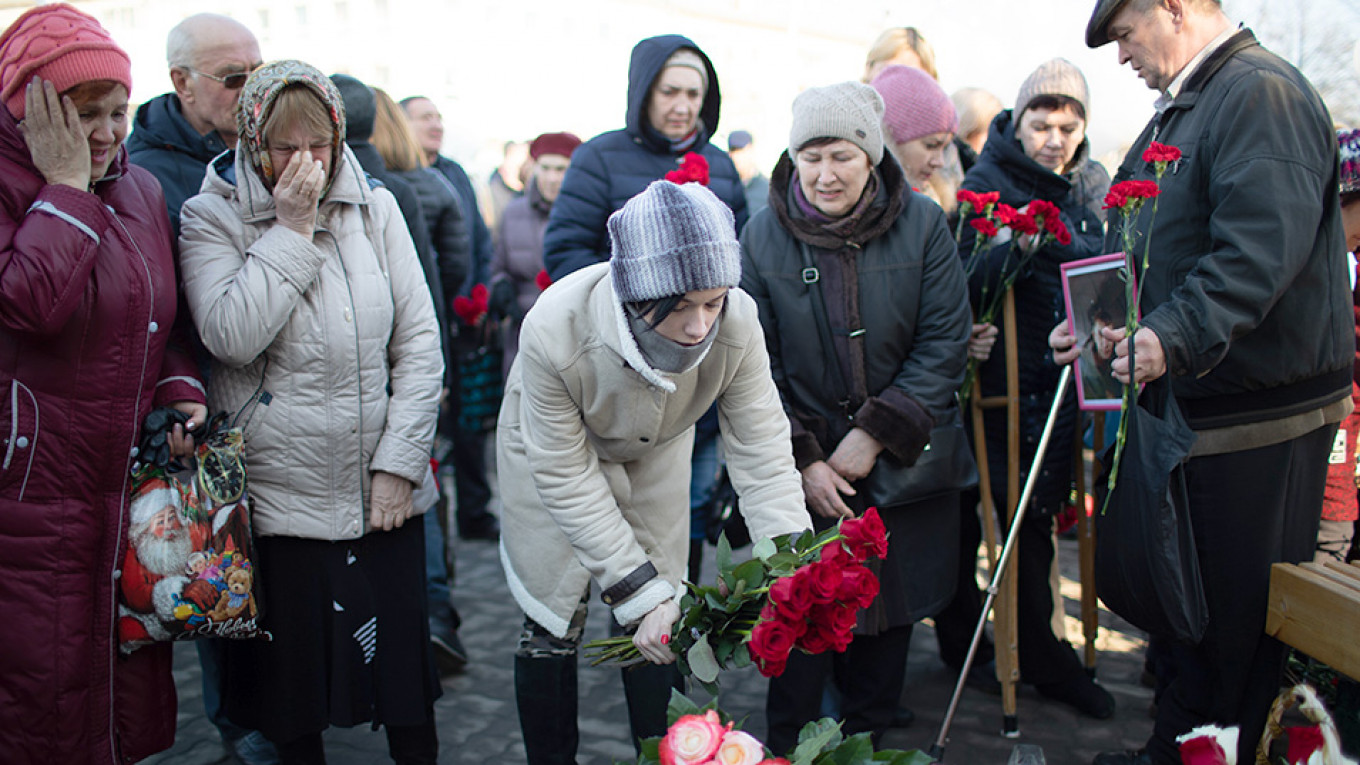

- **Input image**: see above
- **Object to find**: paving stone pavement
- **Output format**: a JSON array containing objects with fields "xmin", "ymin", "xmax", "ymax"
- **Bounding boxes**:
[{"xmin": 140, "ymin": 526, "xmax": 1155, "ymax": 765}]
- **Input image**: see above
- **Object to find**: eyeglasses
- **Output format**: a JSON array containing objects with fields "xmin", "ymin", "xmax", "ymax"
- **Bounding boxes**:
[{"xmin": 190, "ymin": 68, "xmax": 251, "ymax": 90}]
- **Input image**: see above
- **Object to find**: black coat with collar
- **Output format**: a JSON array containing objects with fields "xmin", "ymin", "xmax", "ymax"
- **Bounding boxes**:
[
  {"xmin": 1109, "ymin": 29, "xmax": 1350, "ymax": 430},
  {"xmin": 958, "ymin": 109, "xmax": 1109, "ymax": 513}
]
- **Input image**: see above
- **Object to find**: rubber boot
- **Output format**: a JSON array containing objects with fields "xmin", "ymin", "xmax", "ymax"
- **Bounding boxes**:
[
  {"xmin": 385, "ymin": 719, "xmax": 438, "ymax": 764},
  {"xmin": 515, "ymin": 653, "xmax": 579, "ymax": 765},
  {"xmin": 621, "ymin": 662, "xmax": 684, "ymax": 753}
]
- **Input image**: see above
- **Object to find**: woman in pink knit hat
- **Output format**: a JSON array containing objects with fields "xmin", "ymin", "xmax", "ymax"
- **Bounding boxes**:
[{"xmin": 0, "ymin": 5, "xmax": 205, "ymax": 763}]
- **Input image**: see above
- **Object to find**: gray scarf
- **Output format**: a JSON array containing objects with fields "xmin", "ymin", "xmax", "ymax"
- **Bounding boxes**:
[{"xmin": 626, "ymin": 309, "xmax": 721, "ymax": 375}]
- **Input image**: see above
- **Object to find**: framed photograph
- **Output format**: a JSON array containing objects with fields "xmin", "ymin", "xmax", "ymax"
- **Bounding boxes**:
[{"xmin": 1060, "ymin": 254, "xmax": 1132, "ymax": 411}]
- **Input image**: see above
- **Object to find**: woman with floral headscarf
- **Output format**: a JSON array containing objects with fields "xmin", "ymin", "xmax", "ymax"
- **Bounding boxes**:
[{"xmin": 178, "ymin": 60, "xmax": 444, "ymax": 763}]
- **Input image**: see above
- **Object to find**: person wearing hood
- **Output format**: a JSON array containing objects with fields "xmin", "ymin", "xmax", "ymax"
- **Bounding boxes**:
[
  {"xmin": 500, "ymin": 180, "xmax": 811, "ymax": 765},
  {"xmin": 489, "ymin": 131, "xmax": 582, "ymax": 379},
  {"xmin": 739, "ymin": 82, "xmax": 973, "ymax": 753},
  {"xmin": 0, "ymin": 5, "xmax": 207, "ymax": 762},
  {"xmin": 127, "ymin": 13, "xmax": 261, "ymax": 239},
  {"xmin": 952, "ymin": 57, "xmax": 1115, "ymax": 722},
  {"xmin": 178, "ymin": 61, "xmax": 443, "ymax": 763},
  {"xmin": 541, "ymin": 34, "xmax": 747, "ymax": 281}
]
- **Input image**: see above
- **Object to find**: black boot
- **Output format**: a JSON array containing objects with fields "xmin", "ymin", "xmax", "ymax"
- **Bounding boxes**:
[
  {"xmin": 515, "ymin": 653, "xmax": 579, "ymax": 765},
  {"xmin": 621, "ymin": 662, "xmax": 684, "ymax": 753},
  {"xmin": 385, "ymin": 719, "xmax": 438, "ymax": 764}
]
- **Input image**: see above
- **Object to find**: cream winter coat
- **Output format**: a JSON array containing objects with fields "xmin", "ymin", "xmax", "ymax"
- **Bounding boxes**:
[
  {"xmin": 497, "ymin": 263, "xmax": 811, "ymax": 638},
  {"xmin": 179, "ymin": 145, "xmax": 443, "ymax": 540}
]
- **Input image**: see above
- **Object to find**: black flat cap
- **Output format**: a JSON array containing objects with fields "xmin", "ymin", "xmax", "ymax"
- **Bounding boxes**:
[{"xmin": 1086, "ymin": 0, "xmax": 1133, "ymax": 48}]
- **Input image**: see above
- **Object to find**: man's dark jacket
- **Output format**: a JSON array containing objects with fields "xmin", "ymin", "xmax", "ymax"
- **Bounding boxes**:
[
  {"xmin": 1110, "ymin": 29, "xmax": 1350, "ymax": 430},
  {"xmin": 127, "ymin": 93, "xmax": 229, "ymax": 239}
]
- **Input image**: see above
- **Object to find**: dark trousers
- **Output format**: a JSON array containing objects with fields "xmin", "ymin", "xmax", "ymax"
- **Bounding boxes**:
[
  {"xmin": 932, "ymin": 491, "xmax": 1082, "ymax": 686},
  {"xmin": 932, "ymin": 492, "xmax": 994, "ymax": 670},
  {"xmin": 451, "ymin": 426, "xmax": 493, "ymax": 532},
  {"xmin": 1146, "ymin": 424, "xmax": 1333, "ymax": 765},
  {"xmin": 765, "ymin": 624, "xmax": 913, "ymax": 755}
]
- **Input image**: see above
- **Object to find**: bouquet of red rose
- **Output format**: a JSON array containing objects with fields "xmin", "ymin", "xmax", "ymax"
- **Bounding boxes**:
[
  {"xmin": 452, "ymin": 283, "xmax": 490, "ymax": 327},
  {"xmin": 586, "ymin": 509, "xmax": 888, "ymax": 695},
  {"xmin": 627, "ymin": 692, "xmax": 932, "ymax": 765}
]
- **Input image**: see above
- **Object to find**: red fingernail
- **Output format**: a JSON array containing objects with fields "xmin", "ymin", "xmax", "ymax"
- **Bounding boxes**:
[{"xmin": 660, "ymin": 634, "xmax": 669, "ymax": 645}]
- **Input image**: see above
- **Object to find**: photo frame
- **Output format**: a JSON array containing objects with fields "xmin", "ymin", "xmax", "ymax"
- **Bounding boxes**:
[{"xmin": 1060, "ymin": 253, "xmax": 1132, "ymax": 411}]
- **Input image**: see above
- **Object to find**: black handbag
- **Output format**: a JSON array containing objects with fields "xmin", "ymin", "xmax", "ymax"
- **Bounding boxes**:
[
  {"xmin": 798, "ymin": 243, "xmax": 978, "ymax": 508},
  {"xmin": 1094, "ymin": 379, "xmax": 1208, "ymax": 643}
]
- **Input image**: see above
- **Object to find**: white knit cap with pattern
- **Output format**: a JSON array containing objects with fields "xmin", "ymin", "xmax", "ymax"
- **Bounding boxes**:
[
  {"xmin": 788, "ymin": 81, "xmax": 885, "ymax": 164},
  {"xmin": 608, "ymin": 180, "xmax": 740, "ymax": 304},
  {"xmin": 1015, "ymin": 58, "xmax": 1090, "ymax": 119}
]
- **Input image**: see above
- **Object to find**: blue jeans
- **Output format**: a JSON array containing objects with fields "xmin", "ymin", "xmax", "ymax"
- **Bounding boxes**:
[{"xmin": 424, "ymin": 505, "xmax": 458, "ymax": 632}]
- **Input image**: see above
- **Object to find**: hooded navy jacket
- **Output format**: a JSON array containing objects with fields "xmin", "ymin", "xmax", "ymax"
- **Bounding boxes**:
[
  {"xmin": 542, "ymin": 34, "xmax": 747, "ymax": 280},
  {"xmin": 127, "ymin": 93, "xmax": 230, "ymax": 239}
]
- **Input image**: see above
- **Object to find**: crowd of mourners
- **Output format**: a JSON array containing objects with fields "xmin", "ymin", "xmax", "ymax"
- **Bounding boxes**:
[{"xmin": 1, "ymin": 2, "xmax": 1358, "ymax": 764}]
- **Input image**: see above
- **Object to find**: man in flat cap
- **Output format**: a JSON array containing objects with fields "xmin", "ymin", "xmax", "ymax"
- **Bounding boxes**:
[{"xmin": 1056, "ymin": 2, "xmax": 1351, "ymax": 763}]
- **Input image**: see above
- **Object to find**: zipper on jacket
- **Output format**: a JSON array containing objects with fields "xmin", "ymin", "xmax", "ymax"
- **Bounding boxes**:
[
  {"xmin": 326, "ymin": 227, "xmax": 368, "ymax": 537},
  {"xmin": 108, "ymin": 207, "xmax": 159, "ymax": 761}
]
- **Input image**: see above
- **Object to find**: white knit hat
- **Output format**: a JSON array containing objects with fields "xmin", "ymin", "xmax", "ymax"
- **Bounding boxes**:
[
  {"xmin": 1015, "ymin": 58, "xmax": 1090, "ymax": 119},
  {"xmin": 608, "ymin": 180, "xmax": 740, "ymax": 304},
  {"xmin": 788, "ymin": 81, "xmax": 885, "ymax": 164}
]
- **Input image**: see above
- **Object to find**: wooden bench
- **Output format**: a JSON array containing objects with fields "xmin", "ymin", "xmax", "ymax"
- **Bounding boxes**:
[{"xmin": 1265, "ymin": 560, "xmax": 1360, "ymax": 681}]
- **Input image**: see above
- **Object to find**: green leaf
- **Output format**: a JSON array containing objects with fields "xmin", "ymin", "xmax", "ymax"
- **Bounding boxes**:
[
  {"xmin": 789, "ymin": 718, "xmax": 843, "ymax": 765},
  {"xmin": 732, "ymin": 559, "xmax": 766, "ymax": 589},
  {"xmin": 731, "ymin": 643, "xmax": 752, "ymax": 668},
  {"xmin": 716, "ymin": 532, "xmax": 733, "ymax": 573},
  {"xmin": 664, "ymin": 687, "xmax": 701, "ymax": 724},
  {"xmin": 687, "ymin": 635, "xmax": 721, "ymax": 684},
  {"xmin": 639, "ymin": 737, "xmax": 661, "ymax": 760},
  {"xmin": 752, "ymin": 536, "xmax": 777, "ymax": 561},
  {"xmin": 826, "ymin": 733, "xmax": 874, "ymax": 764}
]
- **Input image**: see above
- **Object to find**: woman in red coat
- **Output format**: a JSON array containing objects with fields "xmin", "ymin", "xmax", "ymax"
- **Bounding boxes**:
[{"xmin": 0, "ymin": 5, "xmax": 205, "ymax": 763}]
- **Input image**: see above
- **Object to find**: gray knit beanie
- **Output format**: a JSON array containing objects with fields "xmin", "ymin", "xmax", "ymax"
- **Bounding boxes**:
[
  {"xmin": 788, "ymin": 81, "xmax": 885, "ymax": 164},
  {"xmin": 1015, "ymin": 58, "xmax": 1090, "ymax": 119},
  {"xmin": 662, "ymin": 48, "xmax": 709, "ymax": 92},
  {"xmin": 608, "ymin": 180, "xmax": 741, "ymax": 303}
]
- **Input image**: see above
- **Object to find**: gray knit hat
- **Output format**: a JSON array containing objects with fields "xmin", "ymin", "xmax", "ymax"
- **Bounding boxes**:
[
  {"xmin": 662, "ymin": 48, "xmax": 709, "ymax": 92},
  {"xmin": 788, "ymin": 81, "xmax": 885, "ymax": 164},
  {"xmin": 608, "ymin": 180, "xmax": 741, "ymax": 303},
  {"xmin": 1015, "ymin": 58, "xmax": 1090, "ymax": 119}
]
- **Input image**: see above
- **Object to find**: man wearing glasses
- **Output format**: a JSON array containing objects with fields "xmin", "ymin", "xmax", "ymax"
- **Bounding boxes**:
[
  {"xmin": 128, "ymin": 13, "xmax": 262, "ymax": 238},
  {"xmin": 127, "ymin": 17, "xmax": 275, "ymax": 765}
]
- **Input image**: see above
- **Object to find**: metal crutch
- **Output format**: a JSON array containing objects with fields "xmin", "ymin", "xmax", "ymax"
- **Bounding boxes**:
[{"xmin": 929, "ymin": 364, "xmax": 1073, "ymax": 762}]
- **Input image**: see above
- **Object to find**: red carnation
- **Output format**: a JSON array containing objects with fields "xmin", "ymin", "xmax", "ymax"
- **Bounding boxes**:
[
  {"xmin": 839, "ymin": 507, "xmax": 888, "ymax": 562},
  {"xmin": 1007, "ymin": 211, "xmax": 1039, "ymax": 237},
  {"xmin": 665, "ymin": 152, "xmax": 710, "ymax": 186},
  {"xmin": 1101, "ymin": 187, "xmax": 1127, "ymax": 211},
  {"xmin": 957, "ymin": 188, "xmax": 982, "ymax": 210},
  {"xmin": 977, "ymin": 191, "xmax": 1000, "ymax": 207},
  {"xmin": 535, "ymin": 270, "xmax": 552, "ymax": 291},
  {"xmin": 1142, "ymin": 141, "xmax": 1182, "ymax": 164},
  {"xmin": 970, "ymin": 218, "xmax": 999, "ymax": 238},
  {"xmin": 994, "ymin": 203, "xmax": 1018, "ymax": 226}
]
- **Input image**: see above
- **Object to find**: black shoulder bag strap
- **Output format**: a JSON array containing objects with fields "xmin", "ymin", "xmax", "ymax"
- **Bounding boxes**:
[{"xmin": 797, "ymin": 241, "xmax": 854, "ymax": 422}]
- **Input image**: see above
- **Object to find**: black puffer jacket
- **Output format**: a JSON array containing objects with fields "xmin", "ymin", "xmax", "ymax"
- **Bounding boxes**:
[
  {"xmin": 542, "ymin": 34, "xmax": 746, "ymax": 280},
  {"xmin": 1112, "ymin": 29, "xmax": 1350, "ymax": 430},
  {"xmin": 958, "ymin": 109, "xmax": 1109, "ymax": 513},
  {"xmin": 740, "ymin": 150, "xmax": 973, "ymax": 624}
]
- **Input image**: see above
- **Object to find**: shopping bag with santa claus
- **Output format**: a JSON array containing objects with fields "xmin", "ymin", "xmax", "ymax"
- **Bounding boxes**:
[{"xmin": 117, "ymin": 409, "xmax": 270, "ymax": 653}]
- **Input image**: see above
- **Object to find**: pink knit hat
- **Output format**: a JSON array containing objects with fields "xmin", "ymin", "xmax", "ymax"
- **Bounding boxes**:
[
  {"xmin": 0, "ymin": 3, "xmax": 132, "ymax": 120},
  {"xmin": 870, "ymin": 64, "xmax": 957, "ymax": 145}
]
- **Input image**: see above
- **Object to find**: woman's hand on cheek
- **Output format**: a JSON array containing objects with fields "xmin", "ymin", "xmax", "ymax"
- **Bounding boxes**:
[
  {"xmin": 274, "ymin": 150, "xmax": 324, "ymax": 239},
  {"xmin": 20, "ymin": 77, "xmax": 90, "ymax": 190}
]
